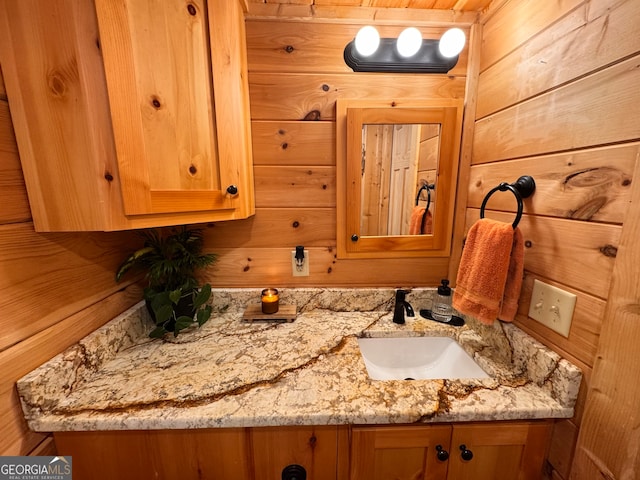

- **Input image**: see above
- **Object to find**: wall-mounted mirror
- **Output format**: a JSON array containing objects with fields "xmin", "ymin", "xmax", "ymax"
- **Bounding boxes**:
[{"xmin": 337, "ymin": 99, "xmax": 463, "ymax": 258}]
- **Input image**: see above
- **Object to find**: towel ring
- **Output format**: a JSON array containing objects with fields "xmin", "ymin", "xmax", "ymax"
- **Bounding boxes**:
[
  {"xmin": 415, "ymin": 183, "xmax": 434, "ymax": 207},
  {"xmin": 480, "ymin": 175, "xmax": 535, "ymax": 229},
  {"xmin": 416, "ymin": 183, "xmax": 435, "ymax": 234}
]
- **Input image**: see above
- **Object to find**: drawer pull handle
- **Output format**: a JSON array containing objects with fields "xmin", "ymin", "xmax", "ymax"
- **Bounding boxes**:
[
  {"xmin": 459, "ymin": 444, "xmax": 474, "ymax": 461},
  {"xmin": 435, "ymin": 444, "xmax": 449, "ymax": 461}
]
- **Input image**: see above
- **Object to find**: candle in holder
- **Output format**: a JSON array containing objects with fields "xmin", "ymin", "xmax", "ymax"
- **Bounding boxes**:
[{"xmin": 261, "ymin": 288, "xmax": 279, "ymax": 314}]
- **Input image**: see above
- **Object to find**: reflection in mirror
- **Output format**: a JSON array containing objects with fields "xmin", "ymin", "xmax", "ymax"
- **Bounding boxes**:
[
  {"xmin": 336, "ymin": 98, "xmax": 464, "ymax": 259},
  {"xmin": 360, "ymin": 123, "xmax": 440, "ymax": 236}
]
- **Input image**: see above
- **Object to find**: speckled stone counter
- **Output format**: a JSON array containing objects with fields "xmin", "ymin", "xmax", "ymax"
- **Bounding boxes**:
[{"xmin": 17, "ymin": 288, "xmax": 582, "ymax": 432}]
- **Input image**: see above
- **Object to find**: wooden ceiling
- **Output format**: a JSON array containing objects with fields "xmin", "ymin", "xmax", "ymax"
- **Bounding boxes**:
[{"xmin": 247, "ymin": 0, "xmax": 495, "ymax": 13}]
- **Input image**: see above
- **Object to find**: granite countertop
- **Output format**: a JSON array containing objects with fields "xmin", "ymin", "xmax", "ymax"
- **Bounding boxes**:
[{"xmin": 17, "ymin": 288, "xmax": 582, "ymax": 432}]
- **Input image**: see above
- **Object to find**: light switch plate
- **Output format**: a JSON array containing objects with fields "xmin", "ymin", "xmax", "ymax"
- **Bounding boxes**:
[{"xmin": 528, "ymin": 279, "xmax": 576, "ymax": 337}]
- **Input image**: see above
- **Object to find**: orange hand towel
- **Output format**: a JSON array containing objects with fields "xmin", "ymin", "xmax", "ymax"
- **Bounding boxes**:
[
  {"xmin": 409, "ymin": 206, "xmax": 433, "ymax": 235},
  {"xmin": 452, "ymin": 218, "xmax": 524, "ymax": 325}
]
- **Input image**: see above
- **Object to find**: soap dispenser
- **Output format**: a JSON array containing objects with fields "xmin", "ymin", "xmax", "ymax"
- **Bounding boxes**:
[{"xmin": 432, "ymin": 279, "xmax": 452, "ymax": 322}]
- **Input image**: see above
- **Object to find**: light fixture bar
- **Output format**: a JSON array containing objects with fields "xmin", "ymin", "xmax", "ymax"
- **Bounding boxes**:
[{"xmin": 344, "ymin": 36, "xmax": 461, "ymax": 74}]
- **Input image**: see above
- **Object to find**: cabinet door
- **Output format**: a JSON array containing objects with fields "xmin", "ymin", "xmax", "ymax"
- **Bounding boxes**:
[
  {"xmin": 251, "ymin": 425, "xmax": 348, "ymax": 480},
  {"xmin": 95, "ymin": 0, "xmax": 220, "ymax": 216},
  {"xmin": 447, "ymin": 421, "xmax": 552, "ymax": 480},
  {"xmin": 54, "ymin": 429, "xmax": 252, "ymax": 480},
  {"xmin": 350, "ymin": 425, "xmax": 451, "ymax": 480},
  {"xmin": 95, "ymin": 0, "xmax": 252, "ymax": 217}
]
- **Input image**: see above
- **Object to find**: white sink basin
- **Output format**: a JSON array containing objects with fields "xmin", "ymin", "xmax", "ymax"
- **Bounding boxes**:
[{"xmin": 357, "ymin": 336, "xmax": 490, "ymax": 380}]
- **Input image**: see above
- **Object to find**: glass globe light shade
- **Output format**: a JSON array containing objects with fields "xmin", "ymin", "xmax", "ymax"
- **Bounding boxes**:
[
  {"xmin": 396, "ymin": 27, "xmax": 422, "ymax": 57},
  {"xmin": 354, "ymin": 26, "xmax": 380, "ymax": 57},
  {"xmin": 439, "ymin": 28, "xmax": 466, "ymax": 58}
]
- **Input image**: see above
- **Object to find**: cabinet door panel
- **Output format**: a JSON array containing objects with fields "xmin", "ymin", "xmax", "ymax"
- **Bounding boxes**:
[
  {"xmin": 350, "ymin": 425, "xmax": 451, "ymax": 480},
  {"xmin": 54, "ymin": 429, "xmax": 251, "ymax": 480},
  {"xmin": 447, "ymin": 422, "xmax": 552, "ymax": 480},
  {"xmin": 251, "ymin": 425, "xmax": 343, "ymax": 480},
  {"xmin": 95, "ymin": 0, "xmax": 225, "ymax": 215}
]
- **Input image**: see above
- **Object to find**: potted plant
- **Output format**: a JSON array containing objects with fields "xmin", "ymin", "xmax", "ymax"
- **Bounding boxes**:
[{"xmin": 115, "ymin": 227, "xmax": 216, "ymax": 338}]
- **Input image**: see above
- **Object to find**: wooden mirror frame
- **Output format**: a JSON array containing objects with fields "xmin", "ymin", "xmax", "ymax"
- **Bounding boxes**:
[{"xmin": 337, "ymin": 98, "xmax": 464, "ymax": 258}]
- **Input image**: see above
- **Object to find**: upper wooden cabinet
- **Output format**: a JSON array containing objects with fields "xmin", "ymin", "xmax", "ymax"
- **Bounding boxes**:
[{"xmin": 0, "ymin": 0, "xmax": 254, "ymax": 231}]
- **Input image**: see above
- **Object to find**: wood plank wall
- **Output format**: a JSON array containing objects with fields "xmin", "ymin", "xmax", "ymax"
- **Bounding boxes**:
[
  {"xmin": 0, "ymin": 66, "xmax": 142, "ymax": 455},
  {"xmin": 201, "ymin": 10, "xmax": 475, "ymax": 288},
  {"xmin": 473, "ymin": 1, "xmax": 640, "ymax": 479}
]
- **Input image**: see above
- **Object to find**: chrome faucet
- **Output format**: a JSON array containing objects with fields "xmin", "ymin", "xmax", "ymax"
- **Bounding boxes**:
[{"xmin": 393, "ymin": 289, "xmax": 415, "ymax": 324}]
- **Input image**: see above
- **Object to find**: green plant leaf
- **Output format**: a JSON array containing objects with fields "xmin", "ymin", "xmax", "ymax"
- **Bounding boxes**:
[
  {"xmin": 115, "ymin": 246, "xmax": 155, "ymax": 282},
  {"xmin": 197, "ymin": 305, "xmax": 212, "ymax": 326},
  {"xmin": 169, "ymin": 289, "xmax": 183, "ymax": 304},
  {"xmin": 193, "ymin": 284, "xmax": 212, "ymax": 309},
  {"xmin": 174, "ymin": 316, "xmax": 194, "ymax": 335},
  {"xmin": 149, "ymin": 326, "xmax": 167, "ymax": 338},
  {"xmin": 154, "ymin": 304, "xmax": 173, "ymax": 325}
]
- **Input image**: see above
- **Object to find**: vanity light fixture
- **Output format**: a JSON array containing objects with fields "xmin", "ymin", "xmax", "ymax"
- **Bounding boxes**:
[{"xmin": 344, "ymin": 26, "xmax": 466, "ymax": 73}]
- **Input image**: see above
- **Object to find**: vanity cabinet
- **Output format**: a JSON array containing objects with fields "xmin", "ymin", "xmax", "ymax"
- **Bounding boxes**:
[
  {"xmin": 350, "ymin": 421, "xmax": 552, "ymax": 480},
  {"xmin": 54, "ymin": 425, "xmax": 348, "ymax": 480},
  {"xmin": 53, "ymin": 421, "xmax": 551, "ymax": 480},
  {"xmin": 0, "ymin": 0, "xmax": 254, "ymax": 231}
]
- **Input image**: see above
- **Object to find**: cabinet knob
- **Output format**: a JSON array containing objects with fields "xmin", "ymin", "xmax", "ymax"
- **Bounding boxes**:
[
  {"xmin": 351, "ymin": 234, "xmax": 359, "ymax": 242},
  {"xmin": 435, "ymin": 444, "xmax": 449, "ymax": 461},
  {"xmin": 281, "ymin": 464, "xmax": 306, "ymax": 480},
  {"xmin": 226, "ymin": 185, "xmax": 239, "ymax": 195},
  {"xmin": 459, "ymin": 444, "xmax": 474, "ymax": 461}
]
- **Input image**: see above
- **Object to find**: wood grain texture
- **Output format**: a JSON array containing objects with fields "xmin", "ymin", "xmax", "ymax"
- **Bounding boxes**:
[
  {"xmin": 479, "ymin": 0, "xmax": 583, "ymax": 71},
  {"xmin": 55, "ymin": 429, "xmax": 252, "ymax": 479},
  {"xmin": 205, "ymin": 208, "xmax": 336, "ymax": 248},
  {"xmin": 548, "ymin": 419, "xmax": 579, "ymax": 480},
  {"xmin": 252, "ymin": 426, "xmax": 343, "ymax": 480},
  {"xmin": 350, "ymin": 425, "xmax": 451, "ymax": 480},
  {"xmin": 571, "ymin": 124, "xmax": 640, "ymax": 480},
  {"xmin": 473, "ymin": 55, "xmax": 640, "ymax": 165},
  {"xmin": 246, "ymin": 3, "xmax": 481, "ymax": 24},
  {"xmin": 201, "ymin": 247, "xmax": 450, "ymax": 287},
  {"xmin": 207, "ymin": 0, "xmax": 256, "ymax": 220},
  {"xmin": 0, "ymin": 0, "xmax": 123, "ymax": 230},
  {"xmin": 0, "ymin": 223, "xmax": 142, "ymax": 352},
  {"xmin": 254, "ymin": 165, "xmax": 336, "ymax": 207},
  {"xmin": 477, "ymin": 0, "xmax": 640, "ymax": 119},
  {"xmin": 448, "ymin": 421, "xmax": 553, "ymax": 480},
  {"xmin": 252, "ymin": 121, "xmax": 335, "ymax": 166},
  {"xmin": 0, "ymin": 65, "xmax": 5, "ymax": 99},
  {"xmin": 249, "ymin": 73, "xmax": 466, "ymax": 121},
  {"xmin": 28, "ymin": 437, "xmax": 56, "ymax": 457},
  {"xmin": 246, "ymin": 20, "xmax": 470, "ymax": 75},
  {"xmin": 95, "ymin": 0, "xmax": 219, "ymax": 214},
  {"xmin": 0, "ymin": 386, "xmax": 45, "ymax": 458},
  {"xmin": 0, "ymin": 100, "xmax": 30, "ymax": 224},
  {"xmin": 467, "ymin": 144, "xmax": 637, "ymax": 224}
]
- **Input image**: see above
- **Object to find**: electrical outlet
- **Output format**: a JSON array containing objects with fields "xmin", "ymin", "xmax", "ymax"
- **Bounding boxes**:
[
  {"xmin": 291, "ymin": 249, "xmax": 309, "ymax": 276},
  {"xmin": 528, "ymin": 279, "xmax": 576, "ymax": 337}
]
